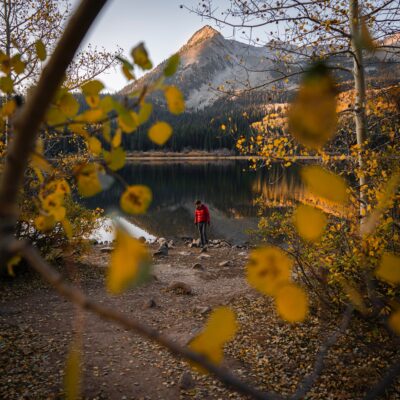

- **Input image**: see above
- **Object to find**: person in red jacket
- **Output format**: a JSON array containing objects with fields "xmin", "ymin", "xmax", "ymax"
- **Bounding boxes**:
[{"xmin": 194, "ymin": 200, "xmax": 210, "ymax": 248}]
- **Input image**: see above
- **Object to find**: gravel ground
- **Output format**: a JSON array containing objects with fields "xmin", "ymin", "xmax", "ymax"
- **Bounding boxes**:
[{"xmin": 1, "ymin": 242, "xmax": 399, "ymax": 399}]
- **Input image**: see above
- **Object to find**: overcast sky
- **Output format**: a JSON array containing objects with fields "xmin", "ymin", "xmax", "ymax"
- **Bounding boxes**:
[{"xmin": 70, "ymin": 0, "xmax": 235, "ymax": 92}]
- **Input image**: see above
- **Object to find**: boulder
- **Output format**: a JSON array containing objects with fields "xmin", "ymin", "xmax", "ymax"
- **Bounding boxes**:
[
  {"xmin": 143, "ymin": 298, "xmax": 157, "ymax": 309},
  {"xmin": 157, "ymin": 237, "xmax": 167, "ymax": 245}
]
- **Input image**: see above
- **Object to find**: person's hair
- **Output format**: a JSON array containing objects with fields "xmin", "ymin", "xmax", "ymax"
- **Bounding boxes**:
[{"xmin": 195, "ymin": 200, "xmax": 202, "ymax": 205}]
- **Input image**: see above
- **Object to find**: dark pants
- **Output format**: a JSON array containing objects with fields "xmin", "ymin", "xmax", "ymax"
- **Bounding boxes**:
[{"xmin": 197, "ymin": 222, "xmax": 208, "ymax": 247}]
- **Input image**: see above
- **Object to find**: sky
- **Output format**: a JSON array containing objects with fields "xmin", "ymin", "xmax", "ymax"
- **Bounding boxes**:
[{"xmin": 70, "ymin": 0, "xmax": 232, "ymax": 92}]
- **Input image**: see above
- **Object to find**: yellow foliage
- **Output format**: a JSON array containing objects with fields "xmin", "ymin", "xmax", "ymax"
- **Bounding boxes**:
[
  {"xmin": 301, "ymin": 165, "xmax": 349, "ymax": 204},
  {"xmin": 137, "ymin": 102, "xmax": 153, "ymax": 125},
  {"xmin": 74, "ymin": 163, "xmax": 103, "ymax": 197},
  {"xmin": 275, "ymin": 283, "xmax": 308, "ymax": 323},
  {"xmin": 375, "ymin": 252, "xmax": 400, "ymax": 285},
  {"xmin": 189, "ymin": 307, "xmax": 238, "ymax": 372},
  {"xmin": 164, "ymin": 85, "xmax": 185, "ymax": 115},
  {"xmin": 81, "ymin": 80, "xmax": 104, "ymax": 97},
  {"xmin": 35, "ymin": 40, "xmax": 47, "ymax": 61},
  {"xmin": 293, "ymin": 204, "xmax": 327, "ymax": 242},
  {"xmin": 120, "ymin": 185, "xmax": 152, "ymax": 214},
  {"xmin": 87, "ymin": 137, "xmax": 102, "ymax": 155},
  {"xmin": 35, "ymin": 214, "xmax": 56, "ymax": 232},
  {"xmin": 288, "ymin": 62, "xmax": 337, "ymax": 149},
  {"xmin": 246, "ymin": 247, "xmax": 293, "ymax": 296},
  {"xmin": 131, "ymin": 42, "xmax": 152, "ymax": 70},
  {"xmin": 164, "ymin": 53, "xmax": 180, "ymax": 77},
  {"xmin": 104, "ymin": 147, "xmax": 126, "ymax": 171},
  {"xmin": 107, "ymin": 228, "xmax": 151, "ymax": 294},
  {"xmin": 148, "ymin": 121, "xmax": 173, "ymax": 146}
]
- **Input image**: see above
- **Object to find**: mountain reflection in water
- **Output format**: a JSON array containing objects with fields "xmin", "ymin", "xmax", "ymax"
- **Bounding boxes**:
[{"xmin": 83, "ymin": 160, "xmax": 302, "ymax": 244}]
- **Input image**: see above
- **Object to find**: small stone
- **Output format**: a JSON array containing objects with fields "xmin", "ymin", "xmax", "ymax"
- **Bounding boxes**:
[
  {"xmin": 138, "ymin": 236, "xmax": 146, "ymax": 243},
  {"xmin": 153, "ymin": 242, "xmax": 168, "ymax": 257},
  {"xmin": 167, "ymin": 282, "xmax": 193, "ymax": 295},
  {"xmin": 194, "ymin": 305, "xmax": 211, "ymax": 315},
  {"xmin": 100, "ymin": 246, "xmax": 113, "ymax": 253},
  {"xmin": 218, "ymin": 260, "xmax": 231, "ymax": 267},
  {"xmin": 179, "ymin": 371, "xmax": 195, "ymax": 390},
  {"xmin": 143, "ymin": 299, "xmax": 157, "ymax": 309},
  {"xmin": 192, "ymin": 263, "xmax": 204, "ymax": 271}
]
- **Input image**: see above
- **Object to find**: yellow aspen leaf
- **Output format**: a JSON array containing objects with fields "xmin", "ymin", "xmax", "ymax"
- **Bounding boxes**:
[
  {"xmin": 46, "ymin": 107, "xmax": 67, "ymax": 125},
  {"xmin": 69, "ymin": 123, "xmax": 87, "ymax": 138},
  {"xmin": 137, "ymin": 102, "xmax": 153, "ymax": 125},
  {"xmin": 164, "ymin": 53, "xmax": 180, "ymax": 77},
  {"xmin": 189, "ymin": 334, "xmax": 223, "ymax": 372},
  {"xmin": 59, "ymin": 93, "xmax": 79, "ymax": 117},
  {"xmin": 293, "ymin": 204, "xmax": 327, "ymax": 242},
  {"xmin": 35, "ymin": 40, "xmax": 47, "ymax": 61},
  {"xmin": 0, "ymin": 76, "xmax": 14, "ymax": 93},
  {"xmin": 288, "ymin": 62, "xmax": 337, "ymax": 149},
  {"xmin": 301, "ymin": 165, "xmax": 349, "ymax": 204},
  {"xmin": 74, "ymin": 163, "xmax": 103, "ymax": 197},
  {"xmin": 120, "ymin": 185, "xmax": 152, "ymax": 214},
  {"xmin": 388, "ymin": 309, "xmax": 400, "ymax": 335},
  {"xmin": 131, "ymin": 42, "xmax": 152, "ymax": 70},
  {"xmin": 64, "ymin": 341, "xmax": 81, "ymax": 400},
  {"xmin": 81, "ymin": 80, "xmax": 104, "ymax": 97},
  {"xmin": 375, "ymin": 252, "xmax": 400, "ymax": 285},
  {"xmin": 11, "ymin": 54, "xmax": 25, "ymax": 74},
  {"xmin": 87, "ymin": 136, "xmax": 102, "ymax": 155},
  {"xmin": 189, "ymin": 307, "xmax": 237, "ymax": 373},
  {"xmin": 85, "ymin": 95, "xmax": 100, "ymax": 108},
  {"xmin": 111, "ymin": 128, "xmax": 122, "ymax": 148},
  {"xmin": 148, "ymin": 121, "xmax": 172, "ymax": 146},
  {"xmin": 99, "ymin": 95, "xmax": 116, "ymax": 114},
  {"xmin": 339, "ymin": 278, "xmax": 367, "ymax": 314},
  {"xmin": 107, "ymin": 228, "xmax": 151, "ymax": 294},
  {"xmin": 202, "ymin": 307, "xmax": 238, "ymax": 345},
  {"xmin": 35, "ymin": 215, "xmax": 56, "ymax": 232},
  {"xmin": 79, "ymin": 108, "xmax": 104, "ymax": 123},
  {"xmin": 104, "ymin": 147, "xmax": 126, "ymax": 171},
  {"xmin": 275, "ymin": 283, "xmax": 308, "ymax": 323},
  {"xmin": 122, "ymin": 64, "xmax": 135, "ymax": 81},
  {"xmin": 164, "ymin": 86, "xmax": 185, "ymax": 115},
  {"xmin": 118, "ymin": 111, "xmax": 138, "ymax": 133},
  {"xmin": 246, "ymin": 246, "xmax": 293, "ymax": 296},
  {"xmin": 221, "ymin": 124, "xmax": 226, "ymax": 131},
  {"xmin": 1, "ymin": 99, "xmax": 16, "ymax": 116},
  {"xmin": 31, "ymin": 153, "xmax": 53, "ymax": 173}
]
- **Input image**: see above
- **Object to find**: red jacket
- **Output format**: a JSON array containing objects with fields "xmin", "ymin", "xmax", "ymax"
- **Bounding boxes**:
[{"xmin": 194, "ymin": 205, "xmax": 210, "ymax": 224}]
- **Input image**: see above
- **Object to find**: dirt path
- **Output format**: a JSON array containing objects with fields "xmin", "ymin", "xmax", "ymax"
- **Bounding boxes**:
[{"xmin": 1, "ymin": 243, "xmax": 399, "ymax": 399}]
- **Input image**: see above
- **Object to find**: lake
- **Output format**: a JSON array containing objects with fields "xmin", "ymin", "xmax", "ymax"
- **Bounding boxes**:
[{"xmin": 84, "ymin": 160, "xmax": 303, "ymax": 244}]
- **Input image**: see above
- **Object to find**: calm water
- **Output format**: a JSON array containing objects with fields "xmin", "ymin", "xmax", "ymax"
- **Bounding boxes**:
[{"xmin": 84, "ymin": 160, "xmax": 302, "ymax": 244}]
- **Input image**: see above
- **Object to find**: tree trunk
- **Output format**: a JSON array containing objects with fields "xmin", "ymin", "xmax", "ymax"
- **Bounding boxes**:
[{"xmin": 349, "ymin": 0, "xmax": 368, "ymax": 221}]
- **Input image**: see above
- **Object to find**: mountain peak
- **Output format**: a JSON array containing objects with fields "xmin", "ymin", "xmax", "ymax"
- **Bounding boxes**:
[{"xmin": 186, "ymin": 25, "xmax": 221, "ymax": 47}]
